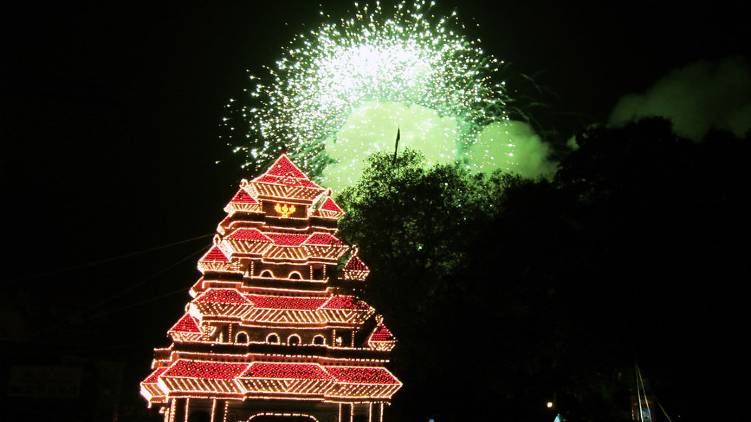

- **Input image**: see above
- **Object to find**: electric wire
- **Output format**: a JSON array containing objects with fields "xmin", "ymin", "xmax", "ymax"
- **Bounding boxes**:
[
  {"xmin": 87, "ymin": 243, "xmax": 210, "ymax": 312},
  {"xmin": 637, "ymin": 365, "xmax": 653, "ymax": 420},
  {"xmin": 36, "ymin": 242, "xmax": 210, "ymax": 333},
  {"xmin": 11, "ymin": 232, "xmax": 213, "ymax": 282},
  {"xmin": 88, "ymin": 286, "xmax": 191, "ymax": 322},
  {"xmin": 656, "ymin": 400, "xmax": 674, "ymax": 422}
]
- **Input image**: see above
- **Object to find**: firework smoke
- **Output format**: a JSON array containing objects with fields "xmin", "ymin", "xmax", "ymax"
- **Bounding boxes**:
[{"xmin": 224, "ymin": 1, "xmax": 555, "ymax": 191}]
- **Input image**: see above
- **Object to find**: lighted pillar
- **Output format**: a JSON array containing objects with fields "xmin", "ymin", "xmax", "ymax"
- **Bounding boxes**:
[
  {"xmin": 172, "ymin": 398, "xmax": 188, "ymax": 422},
  {"xmin": 210, "ymin": 399, "xmax": 226, "ymax": 422}
]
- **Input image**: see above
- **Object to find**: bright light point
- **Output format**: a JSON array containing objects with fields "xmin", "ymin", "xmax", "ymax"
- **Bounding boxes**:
[{"xmin": 547, "ymin": 401, "xmax": 554, "ymax": 409}]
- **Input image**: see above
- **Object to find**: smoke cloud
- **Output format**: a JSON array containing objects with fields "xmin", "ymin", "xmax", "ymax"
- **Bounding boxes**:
[
  {"xmin": 610, "ymin": 57, "xmax": 751, "ymax": 141},
  {"xmin": 465, "ymin": 121, "xmax": 557, "ymax": 180},
  {"xmin": 319, "ymin": 101, "xmax": 557, "ymax": 192},
  {"xmin": 320, "ymin": 101, "xmax": 458, "ymax": 192}
]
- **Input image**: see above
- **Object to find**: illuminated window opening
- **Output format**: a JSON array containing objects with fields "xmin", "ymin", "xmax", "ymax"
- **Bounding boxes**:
[
  {"xmin": 288, "ymin": 271, "xmax": 303, "ymax": 280},
  {"xmin": 260, "ymin": 270, "xmax": 274, "ymax": 278},
  {"xmin": 235, "ymin": 332, "xmax": 249, "ymax": 344},
  {"xmin": 313, "ymin": 335, "xmax": 326, "ymax": 345},
  {"xmin": 266, "ymin": 333, "xmax": 280, "ymax": 344},
  {"xmin": 287, "ymin": 334, "xmax": 301, "ymax": 346}
]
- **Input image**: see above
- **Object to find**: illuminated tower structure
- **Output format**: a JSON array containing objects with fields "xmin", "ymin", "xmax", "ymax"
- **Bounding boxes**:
[{"xmin": 140, "ymin": 154, "xmax": 401, "ymax": 422}]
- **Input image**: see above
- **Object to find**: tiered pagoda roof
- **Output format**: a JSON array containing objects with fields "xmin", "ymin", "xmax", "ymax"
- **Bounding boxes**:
[{"xmin": 140, "ymin": 154, "xmax": 400, "ymax": 422}]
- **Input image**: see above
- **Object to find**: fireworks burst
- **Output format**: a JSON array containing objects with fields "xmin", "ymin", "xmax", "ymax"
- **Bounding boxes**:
[{"xmin": 224, "ymin": 0, "xmax": 516, "ymax": 189}]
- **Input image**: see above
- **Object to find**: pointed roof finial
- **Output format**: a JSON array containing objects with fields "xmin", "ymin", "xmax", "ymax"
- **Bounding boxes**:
[{"xmin": 392, "ymin": 127, "xmax": 400, "ymax": 165}]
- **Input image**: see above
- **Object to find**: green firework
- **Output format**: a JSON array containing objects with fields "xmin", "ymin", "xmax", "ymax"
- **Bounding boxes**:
[{"xmin": 223, "ymin": 1, "xmax": 518, "ymax": 190}]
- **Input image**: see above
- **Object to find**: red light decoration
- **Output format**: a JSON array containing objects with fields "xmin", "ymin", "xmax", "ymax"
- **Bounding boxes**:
[
  {"xmin": 319, "ymin": 196, "xmax": 343, "ymax": 213},
  {"xmin": 164, "ymin": 360, "xmax": 249, "ymax": 380},
  {"xmin": 144, "ymin": 367, "xmax": 169, "ymax": 384},
  {"xmin": 304, "ymin": 232, "xmax": 343, "ymax": 245},
  {"xmin": 321, "ymin": 295, "xmax": 370, "ymax": 310},
  {"xmin": 224, "ymin": 188, "xmax": 262, "ymax": 215},
  {"xmin": 367, "ymin": 317, "xmax": 396, "ymax": 352},
  {"xmin": 326, "ymin": 367, "xmax": 400, "ymax": 384},
  {"xmin": 195, "ymin": 288, "xmax": 250, "ymax": 304},
  {"xmin": 344, "ymin": 255, "xmax": 367, "ymax": 272},
  {"xmin": 314, "ymin": 195, "xmax": 345, "ymax": 220},
  {"xmin": 369, "ymin": 323, "xmax": 394, "ymax": 342},
  {"xmin": 201, "ymin": 246, "xmax": 229, "ymax": 263},
  {"xmin": 264, "ymin": 155, "xmax": 308, "ymax": 179},
  {"xmin": 230, "ymin": 188, "xmax": 258, "ymax": 204},
  {"xmin": 244, "ymin": 363, "xmax": 334, "ymax": 380},
  {"xmin": 170, "ymin": 314, "xmax": 201, "ymax": 333},
  {"xmin": 140, "ymin": 153, "xmax": 401, "ymax": 422},
  {"xmin": 265, "ymin": 233, "xmax": 310, "ymax": 246},
  {"xmin": 340, "ymin": 252, "xmax": 370, "ymax": 281},
  {"xmin": 226, "ymin": 228, "xmax": 272, "ymax": 242},
  {"xmin": 246, "ymin": 295, "xmax": 329, "ymax": 310}
]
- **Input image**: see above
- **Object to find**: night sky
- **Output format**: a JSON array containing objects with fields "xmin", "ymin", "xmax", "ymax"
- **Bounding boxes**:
[{"xmin": 2, "ymin": 1, "xmax": 749, "ymax": 420}]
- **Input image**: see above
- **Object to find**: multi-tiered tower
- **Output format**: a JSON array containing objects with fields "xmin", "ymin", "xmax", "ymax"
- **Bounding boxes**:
[{"xmin": 140, "ymin": 154, "xmax": 401, "ymax": 422}]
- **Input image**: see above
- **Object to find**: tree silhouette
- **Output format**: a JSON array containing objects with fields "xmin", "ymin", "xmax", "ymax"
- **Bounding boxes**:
[{"xmin": 337, "ymin": 118, "xmax": 750, "ymax": 421}]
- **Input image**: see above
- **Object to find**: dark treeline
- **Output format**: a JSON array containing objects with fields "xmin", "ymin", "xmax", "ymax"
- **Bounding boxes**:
[{"xmin": 338, "ymin": 118, "xmax": 750, "ymax": 422}]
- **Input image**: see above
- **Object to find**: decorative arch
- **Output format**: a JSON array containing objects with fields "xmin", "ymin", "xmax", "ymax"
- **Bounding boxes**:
[
  {"xmin": 312, "ymin": 335, "xmax": 326, "ymax": 345},
  {"xmin": 287, "ymin": 271, "xmax": 303, "ymax": 280},
  {"xmin": 259, "ymin": 270, "xmax": 274, "ymax": 278},
  {"xmin": 287, "ymin": 334, "xmax": 301, "ymax": 346},
  {"xmin": 235, "ymin": 332, "xmax": 249, "ymax": 344},
  {"xmin": 266, "ymin": 333, "xmax": 280, "ymax": 344},
  {"xmin": 247, "ymin": 413, "xmax": 318, "ymax": 422}
]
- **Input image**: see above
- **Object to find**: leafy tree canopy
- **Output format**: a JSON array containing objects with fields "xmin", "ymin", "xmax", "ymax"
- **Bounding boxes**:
[{"xmin": 337, "ymin": 118, "xmax": 750, "ymax": 422}]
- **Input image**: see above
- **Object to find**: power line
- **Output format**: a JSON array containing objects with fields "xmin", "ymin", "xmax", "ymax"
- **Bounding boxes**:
[
  {"xmin": 86, "ymin": 244, "xmax": 209, "ymax": 312},
  {"xmin": 36, "ymin": 243, "xmax": 209, "ymax": 334},
  {"xmin": 12, "ymin": 232, "xmax": 213, "ymax": 282},
  {"xmin": 87, "ymin": 286, "xmax": 190, "ymax": 322}
]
